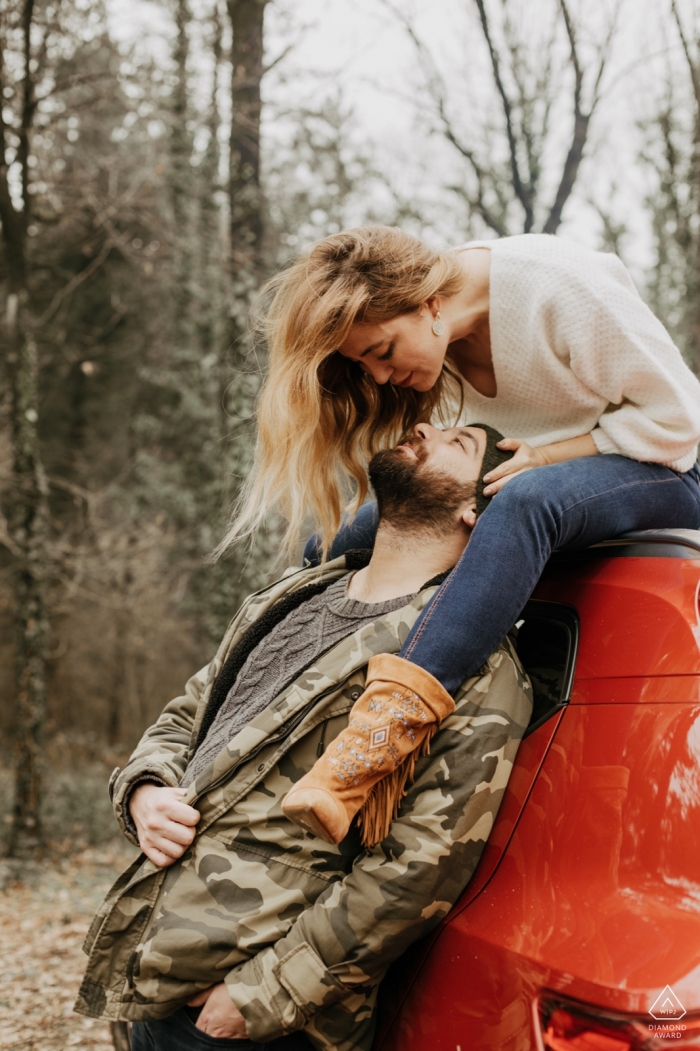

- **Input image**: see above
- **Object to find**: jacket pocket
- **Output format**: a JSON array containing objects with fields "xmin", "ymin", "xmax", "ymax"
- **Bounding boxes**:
[{"xmin": 276, "ymin": 941, "xmax": 343, "ymax": 1014}]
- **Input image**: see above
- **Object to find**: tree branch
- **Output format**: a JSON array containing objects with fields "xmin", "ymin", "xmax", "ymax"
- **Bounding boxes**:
[
  {"xmin": 19, "ymin": 0, "xmax": 38, "ymax": 223},
  {"xmin": 590, "ymin": 0, "xmax": 622, "ymax": 110},
  {"xmin": 0, "ymin": 510, "xmax": 22, "ymax": 557},
  {"xmin": 543, "ymin": 0, "xmax": 585, "ymax": 233},
  {"xmin": 36, "ymin": 69, "xmax": 114, "ymax": 104},
  {"xmin": 473, "ymin": 0, "xmax": 534, "ymax": 230},
  {"xmin": 504, "ymin": 28, "xmax": 539, "ymax": 198},
  {"xmin": 671, "ymin": 0, "xmax": 700, "ymax": 108},
  {"xmin": 544, "ymin": 0, "xmax": 621, "ymax": 234},
  {"xmin": 47, "ymin": 475, "xmax": 97, "ymax": 520},
  {"xmin": 0, "ymin": 39, "xmax": 27, "ymax": 290},
  {"xmin": 35, "ymin": 232, "xmax": 129, "ymax": 326},
  {"xmin": 379, "ymin": 0, "xmax": 507, "ymax": 235},
  {"xmin": 447, "ymin": 182, "xmax": 508, "ymax": 237},
  {"xmin": 262, "ymin": 42, "xmax": 294, "ymax": 76}
]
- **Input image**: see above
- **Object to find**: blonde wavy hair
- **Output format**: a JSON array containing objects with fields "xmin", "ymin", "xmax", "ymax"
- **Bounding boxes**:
[{"xmin": 216, "ymin": 225, "xmax": 466, "ymax": 560}]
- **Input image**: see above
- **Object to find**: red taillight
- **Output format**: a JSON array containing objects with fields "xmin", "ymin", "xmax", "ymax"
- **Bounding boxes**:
[{"xmin": 537, "ymin": 992, "xmax": 700, "ymax": 1050}]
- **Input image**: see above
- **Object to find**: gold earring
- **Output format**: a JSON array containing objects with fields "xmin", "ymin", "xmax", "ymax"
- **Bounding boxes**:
[{"xmin": 432, "ymin": 311, "xmax": 444, "ymax": 336}]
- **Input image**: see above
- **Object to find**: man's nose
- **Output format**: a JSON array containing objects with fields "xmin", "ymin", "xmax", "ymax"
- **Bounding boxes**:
[{"xmin": 414, "ymin": 422, "xmax": 442, "ymax": 441}]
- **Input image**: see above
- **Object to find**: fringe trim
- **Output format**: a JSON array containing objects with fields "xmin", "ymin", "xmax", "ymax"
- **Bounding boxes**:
[{"xmin": 357, "ymin": 725, "xmax": 437, "ymax": 848}]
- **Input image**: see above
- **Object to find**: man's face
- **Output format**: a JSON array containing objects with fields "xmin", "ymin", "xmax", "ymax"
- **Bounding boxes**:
[{"xmin": 369, "ymin": 423, "xmax": 487, "ymax": 536}]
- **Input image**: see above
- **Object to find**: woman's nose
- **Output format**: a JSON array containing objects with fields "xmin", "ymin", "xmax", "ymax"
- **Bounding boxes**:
[{"xmin": 362, "ymin": 361, "xmax": 393, "ymax": 384}]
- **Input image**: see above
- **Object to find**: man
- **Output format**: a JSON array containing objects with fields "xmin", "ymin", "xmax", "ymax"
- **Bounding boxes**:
[{"xmin": 75, "ymin": 423, "xmax": 532, "ymax": 1051}]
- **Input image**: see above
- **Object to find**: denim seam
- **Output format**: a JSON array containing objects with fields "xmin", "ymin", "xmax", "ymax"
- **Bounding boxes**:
[
  {"xmin": 403, "ymin": 474, "xmax": 688, "ymax": 660},
  {"xmin": 554, "ymin": 474, "xmax": 684, "ymax": 519}
]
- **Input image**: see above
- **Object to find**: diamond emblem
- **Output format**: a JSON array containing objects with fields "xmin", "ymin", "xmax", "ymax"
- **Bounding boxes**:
[{"xmin": 369, "ymin": 725, "xmax": 391, "ymax": 750}]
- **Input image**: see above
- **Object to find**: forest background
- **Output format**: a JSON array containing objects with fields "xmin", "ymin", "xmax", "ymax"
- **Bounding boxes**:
[{"xmin": 2, "ymin": 0, "xmax": 700, "ymax": 859}]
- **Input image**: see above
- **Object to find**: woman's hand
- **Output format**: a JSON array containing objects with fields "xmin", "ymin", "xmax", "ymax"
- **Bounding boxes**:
[
  {"xmin": 188, "ymin": 983, "xmax": 248, "ymax": 1038},
  {"xmin": 482, "ymin": 438, "xmax": 549, "ymax": 495},
  {"xmin": 482, "ymin": 432, "xmax": 599, "ymax": 494},
  {"xmin": 129, "ymin": 784, "xmax": 200, "ymax": 868}
]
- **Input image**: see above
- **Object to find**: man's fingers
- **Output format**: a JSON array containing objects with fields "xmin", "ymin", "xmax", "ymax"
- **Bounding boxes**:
[
  {"xmin": 168, "ymin": 800, "xmax": 201, "ymax": 827},
  {"xmin": 132, "ymin": 786, "xmax": 201, "ymax": 866},
  {"xmin": 150, "ymin": 824, "xmax": 195, "ymax": 853},
  {"xmin": 142, "ymin": 810, "xmax": 195, "ymax": 841},
  {"xmin": 146, "ymin": 835, "xmax": 186, "ymax": 861},
  {"xmin": 143, "ymin": 844, "xmax": 177, "ymax": 868},
  {"xmin": 139, "ymin": 821, "xmax": 196, "ymax": 860},
  {"xmin": 160, "ymin": 819, "xmax": 197, "ymax": 846},
  {"xmin": 131, "ymin": 785, "xmax": 198, "ymax": 825},
  {"xmin": 188, "ymin": 988, "xmax": 215, "ymax": 1007},
  {"xmin": 192, "ymin": 984, "xmax": 248, "ymax": 1039},
  {"xmin": 152, "ymin": 793, "xmax": 200, "ymax": 827}
]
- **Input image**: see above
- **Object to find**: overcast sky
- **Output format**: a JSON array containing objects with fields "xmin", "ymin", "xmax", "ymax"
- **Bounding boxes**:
[{"xmin": 106, "ymin": 0, "xmax": 698, "ymax": 283}]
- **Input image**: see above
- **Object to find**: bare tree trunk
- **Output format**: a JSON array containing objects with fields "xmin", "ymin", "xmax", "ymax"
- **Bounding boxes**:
[
  {"xmin": 108, "ymin": 608, "xmax": 130, "ymax": 745},
  {"xmin": 5, "ymin": 298, "xmax": 50, "ymax": 858},
  {"xmin": 170, "ymin": 0, "xmax": 195, "ymax": 337},
  {"xmin": 223, "ymin": 0, "xmax": 268, "ymax": 499},
  {"xmin": 198, "ymin": 5, "xmax": 227, "ymax": 432},
  {"xmin": 227, "ymin": 0, "xmax": 266, "ymax": 286},
  {"xmin": 191, "ymin": 0, "xmax": 273, "ymax": 632},
  {"xmin": 1, "ymin": 2, "xmax": 50, "ymax": 859}
]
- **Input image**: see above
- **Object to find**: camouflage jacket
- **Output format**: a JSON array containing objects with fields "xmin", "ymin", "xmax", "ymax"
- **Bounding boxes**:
[{"xmin": 75, "ymin": 556, "xmax": 532, "ymax": 1050}]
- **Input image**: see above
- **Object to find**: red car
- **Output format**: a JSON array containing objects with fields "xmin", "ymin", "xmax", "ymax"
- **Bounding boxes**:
[{"xmin": 375, "ymin": 528, "xmax": 700, "ymax": 1051}]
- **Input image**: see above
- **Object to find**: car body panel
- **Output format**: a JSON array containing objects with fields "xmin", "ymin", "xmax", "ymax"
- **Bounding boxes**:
[
  {"xmin": 535, "ymin": 557, "xmax": 700, "ymax": 680},
  {"xmin": 374, "ymin": 711, "xmax": 566, "ymax": 1046},
  {"xmin": 378, "ymin": 703, "xmax": 700, "ymax": 1051},
  {"xmin": 376, "ymin": 536, "xmax": 700, "ymax": 1050}
]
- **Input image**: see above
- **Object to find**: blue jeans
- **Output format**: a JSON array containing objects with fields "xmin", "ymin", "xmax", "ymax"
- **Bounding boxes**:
[
  {"xmin": 131, "ymin": 1007, "xmax": 313, "ymax": 1051},
  {"xmin": 304, "ymin": 455, "xmax": 700, "ymax": 694}
]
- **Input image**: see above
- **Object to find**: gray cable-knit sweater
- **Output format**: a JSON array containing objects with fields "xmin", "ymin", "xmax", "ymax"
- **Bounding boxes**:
[{"xmin": 182, "ymin": 575, "xmax": 415, "ymax": 787}]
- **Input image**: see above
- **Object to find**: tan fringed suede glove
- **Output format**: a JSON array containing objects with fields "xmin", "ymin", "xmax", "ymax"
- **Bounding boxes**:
[{"xmin": 282, "ymin": 653, "xmax": 455, "ymax": 847}]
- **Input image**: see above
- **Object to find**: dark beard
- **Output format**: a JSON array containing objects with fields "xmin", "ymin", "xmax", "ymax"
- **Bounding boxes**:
[{"xmin": 368, "ymin": 444, "xmax": 478, "ymax": 537}]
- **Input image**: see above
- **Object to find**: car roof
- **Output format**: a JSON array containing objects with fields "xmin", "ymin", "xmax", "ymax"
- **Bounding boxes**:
[{"xmin": 588, "ymin": 528, "xmax": 700, "ymax": 559}]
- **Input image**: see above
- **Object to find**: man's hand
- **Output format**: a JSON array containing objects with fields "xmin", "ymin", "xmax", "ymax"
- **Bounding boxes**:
[
  {"xmin": 129, "ymin": 784, "xmax": 200, "ymax": 868},
  {"xmin": 188, "ymin": 983, "xmax": 248, "ymax": 1039}
]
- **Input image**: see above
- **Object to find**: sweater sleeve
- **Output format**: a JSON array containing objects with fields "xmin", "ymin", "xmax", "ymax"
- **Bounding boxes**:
[
  {"xmin": 224, "ymin": 644, "xmax": 533, "ymax": 1041},
  {"xmin": 545, "ymin": 255, "xmax": 700, "ymax": 470}
]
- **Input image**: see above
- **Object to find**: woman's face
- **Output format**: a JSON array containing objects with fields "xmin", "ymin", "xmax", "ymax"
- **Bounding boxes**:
[{"xmin": 338, "ymin": 304, "xmax": 447, "ymax": 392}]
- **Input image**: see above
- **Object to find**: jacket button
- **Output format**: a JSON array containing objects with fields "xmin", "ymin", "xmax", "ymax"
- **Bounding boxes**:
[
  {"xmin": 350, "ymin": 690, "xmax": 361, "ymax": 701},
  {"xmin": 257, "ymin": 763, "xmax": 265, "ymax": 772}
]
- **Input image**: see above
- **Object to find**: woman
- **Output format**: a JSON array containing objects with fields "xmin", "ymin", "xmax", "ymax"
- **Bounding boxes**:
[{"xmin": 222, "ymin": 225, "xmax": 700, "ymax": 699}]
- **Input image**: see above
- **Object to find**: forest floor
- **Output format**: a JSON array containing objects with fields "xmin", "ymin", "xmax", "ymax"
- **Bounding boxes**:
[
  {"xmin": 0, "ymin": 843, "xmax": 137, "ymax": 1051},
  {"xmin": 0, "ymin": 757, "xmax": 138, "ymax": 1051}
]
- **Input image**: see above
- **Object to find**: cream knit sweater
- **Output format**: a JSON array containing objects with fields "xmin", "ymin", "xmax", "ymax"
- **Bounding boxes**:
[{"xmin": 454, "ymin": 234, "xmax": 700, "ymax": 472}]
